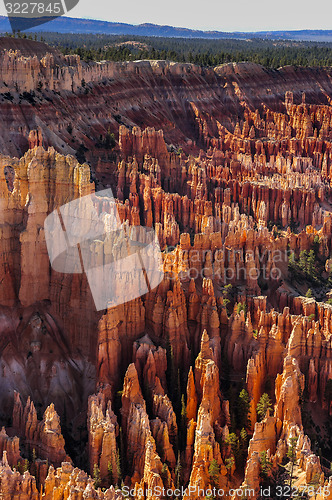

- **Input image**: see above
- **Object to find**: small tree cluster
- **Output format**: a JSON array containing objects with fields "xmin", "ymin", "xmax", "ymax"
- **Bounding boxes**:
[{"xmin": 236, "ymin": 302, "xmax": 247, "ymax": 317}]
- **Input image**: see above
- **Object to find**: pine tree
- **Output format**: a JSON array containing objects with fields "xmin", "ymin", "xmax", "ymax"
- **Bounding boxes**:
[
  {"xmin": 93, "ymin": 463, "xmax": 101, "ymax": 489},
  {"xmin": 104, "ymin": 129, "xmax": 116, "ymax": 149},
  {"xmin": 240, "ymin": 428, "xmax": 248, "ymax": 447},
  {"xmin": 287, "ymin": 436, "xmax": 298, "ymax": 489},
  {"xmin": 238, "ymin": 389, "xmax": 251, "ymax": 429},
  {"xmin": 299, "ymin": 250, "xmax": 308, "ymax": 273},
  {"xmin": 225, "ymin": 457, "xmax": 234, "ymax": 478},
  {"xmin": 107, "ymin": 461, "xmax": 113, "ymax": 486},
  {"xmin": 307, "ymin": 250, "xmax": 316, "ymax": 279},
  {"xmin": 175, "ymin": 452, "xmax": 182, "ymax": 489},
  {"xmin": 209, "ymin": 459, "xmax": 220, "ymax": 487},
  {"xmin": 313, "ymin": 235, "xmax": 320, "ymax": 255},
  {"xmin": 256, "ymin": 393, "xmax": 272, "ymax": 421},
  {"xmin": 116, "ymin": 449, "xmax": 122, "ymax": 485},
  {"xmin": 160, "ymin": 463, "xmax": 168, "ymax": 485},
  {"xmin": 236, "ymin": 302, "xmax": 247, "ymax": 317},
  {"xmin": 259, "ymin": 450, "xmax": 272, "ymax": 480},
  {"xmin": 225, "ymin": 433, "xmax": 240, "ymax": 465}
]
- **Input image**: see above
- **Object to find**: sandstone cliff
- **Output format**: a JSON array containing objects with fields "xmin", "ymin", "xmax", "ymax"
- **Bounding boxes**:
[{"xmin": 0, "ymin": 38, "xmax": 331, "ymax": 499}]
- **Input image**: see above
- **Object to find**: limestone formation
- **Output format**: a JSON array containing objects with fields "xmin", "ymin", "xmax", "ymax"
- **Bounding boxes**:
[{"xmin": 0, "ymin": 38, "xmax": 331, "ymax": 499}]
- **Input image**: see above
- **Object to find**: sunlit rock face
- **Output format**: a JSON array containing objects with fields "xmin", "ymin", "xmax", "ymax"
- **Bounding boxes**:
[{"xmin": 0, "ymin": 37, "xmax": 332, "ymax": 498}]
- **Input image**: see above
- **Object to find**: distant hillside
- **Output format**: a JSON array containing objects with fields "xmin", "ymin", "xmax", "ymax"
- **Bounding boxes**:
[
  {"xmin": 0, "ymin": 36, "xmax": 61, "ymax": 58},
  {"xmin": 0, "ymin": 15, "xmax": 332, "ymax": 42}
]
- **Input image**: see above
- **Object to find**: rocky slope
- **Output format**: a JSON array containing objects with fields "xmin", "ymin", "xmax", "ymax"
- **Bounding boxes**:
[{"xmin": 0, "ymin": 38, "xmax": 331, "ymax": 498}]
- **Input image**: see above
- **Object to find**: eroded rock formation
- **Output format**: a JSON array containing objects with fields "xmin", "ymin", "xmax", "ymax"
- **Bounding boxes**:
[{"xmin": 0, "ymin": 37, "xmax": 331, "ymax": 499}]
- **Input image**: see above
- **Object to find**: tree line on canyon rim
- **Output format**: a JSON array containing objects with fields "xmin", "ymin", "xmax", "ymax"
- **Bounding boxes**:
[{"xmin": 6, "ymin": 31, "xmax": 332, "ymax": 68}]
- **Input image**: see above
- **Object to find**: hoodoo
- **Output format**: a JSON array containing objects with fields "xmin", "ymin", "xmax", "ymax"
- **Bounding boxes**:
[{"xmin": 0, "ymin": 36, "xmax": 331, "ymax": 498}]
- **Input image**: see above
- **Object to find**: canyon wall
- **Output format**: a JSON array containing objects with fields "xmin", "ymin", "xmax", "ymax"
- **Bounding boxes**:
[{"xmin": 0, "ymin": 38, "xmax": 331, "ymax": 498}]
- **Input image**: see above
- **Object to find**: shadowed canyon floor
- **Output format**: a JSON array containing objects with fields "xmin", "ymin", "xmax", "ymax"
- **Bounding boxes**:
[{"xmin": 0, "ymin": 38, "xmax": 332, "ymax": 498}]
